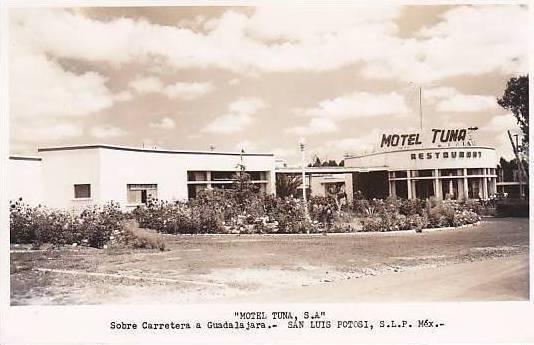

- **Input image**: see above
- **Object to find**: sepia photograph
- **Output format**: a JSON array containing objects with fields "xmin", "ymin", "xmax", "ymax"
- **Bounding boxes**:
[{"xmin": 6, "ymin": 3, "xmax": 530, "ymax": 307}]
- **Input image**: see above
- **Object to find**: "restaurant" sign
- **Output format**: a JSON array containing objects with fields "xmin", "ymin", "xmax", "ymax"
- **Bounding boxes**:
[{"xmin": 410, "ymin": 150, "xmax": 483, "ymax": 160}]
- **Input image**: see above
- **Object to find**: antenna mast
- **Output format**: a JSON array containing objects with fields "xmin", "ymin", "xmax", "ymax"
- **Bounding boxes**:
[
  {"xmin": 419, "ymin": 86, "xmax": 423, "ymax": 131},
  {"xmin": 507, "ymin": 130, "xmax": 527, "ymax": 199}
]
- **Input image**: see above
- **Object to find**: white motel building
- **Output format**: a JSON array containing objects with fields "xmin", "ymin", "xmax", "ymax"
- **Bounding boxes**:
[
  {"xmin": 8, "ymin": 129, "xmax": 503, "ymax": 209},
  {"xmin": 8, "ymin": 144, "xmax": 276, "ymax": 209}
]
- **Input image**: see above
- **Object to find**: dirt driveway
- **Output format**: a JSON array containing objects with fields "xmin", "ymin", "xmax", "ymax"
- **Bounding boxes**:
[{"xmin": 10, "ymin": 217, "xmax": 529, "ymax": 305}]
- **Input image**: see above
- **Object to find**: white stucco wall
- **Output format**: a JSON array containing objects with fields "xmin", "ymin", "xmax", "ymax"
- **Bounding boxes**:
[
  {"xmin": 98, "ymin": 148, "xmax": 276, "ymax": 205},
  {"xmin": 36, "ymin": 145, "xmax": 276, "ymax": 209},
  {"xmin": 345, "ymin": 146, "xmax": 497, "ymax": 171},
  {"xmin": 38, "ymin": 149, "xmax": 101, "ymax": 209},
  {"xmin": 8, "ymin": 157, "xmax": 43, "ymax": 205}
]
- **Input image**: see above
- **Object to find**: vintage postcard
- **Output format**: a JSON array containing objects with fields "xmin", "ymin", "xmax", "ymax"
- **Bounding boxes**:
[{"xmin": 1, "ymin": 1, "xmax": 532, "ymax": 344}]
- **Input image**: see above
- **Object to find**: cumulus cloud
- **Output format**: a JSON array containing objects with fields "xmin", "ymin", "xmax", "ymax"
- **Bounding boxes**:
[
  {"xmin": 129, "ymin": 76, "xmax": 164, "ymax": 94},
  {"xmin": 15, "ymin": 123, "xmax": 83, "ymax": 143},
  {"xmin": 364, "ymin": 6, "xmax": 528, "ymax": 82},
  {"xmin": 129, "ymin": 76, "xmax": 213, "ymax": 100},
  {"xmin": 163, "ymin": 81, "xmax": 214, "ymax": 100},
  {"xmin": 425, "ymin": 87, "xmax": 498, "ymax": 112},
  {"xmin": 321, "ymin": 129, "xmax": 387, "ymax": 158},
  {"xmin": 286, "ymin": 91, "xmax": 410, "ymax": 136},
  {"xmin": 90, "ymin": 125, "xmax": 128, "ymax": 139},
  {"xmin": 149, "ymin": 117, "xmax": 176, "ymax": 130},
  {"xmin": 286, "ymin": 117, "xmax": 338, "ymax": 135},
  {"xmin": 10, "ymin": 6, "xmax": 527, "ymax": 80},
  {"xmin": 483, "ymin": 113, "xmax": 518, "ymax": 132},
  {"xmin": 301, "ymin": 91, "xmax": 410, "ymax": 120},
  {"xmin": 10, "ymin": 51, "xmax": 114, "ymax": 119},
  {"xmin": 202, "ymin": 97, "xmax": 267, "ymax": 134},
  {"xmin": 437, "ymin": 95, "xmax": 497, "ymax": 112},
  {"xmin": 113, "ymin": 90, "xmax": 133, "ymax": 102},
  {"xmin": 228, "ymin": 78, "xmax": 240, "ymax": 86}
]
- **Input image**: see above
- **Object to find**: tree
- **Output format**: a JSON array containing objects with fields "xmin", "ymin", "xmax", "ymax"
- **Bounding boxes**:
[
  {"xmin": 498, "ymin": 75, "xmax": 529, "ymax": 152},
  {"xmin": 276, "ymin": 174, "xmax": 302, "ymax": 197},
  {"xmin": 309, "ymin": 155, "xmax": 341, "ymax": 167},
  {"xmin": 308, "ymin": 156, "xmax": 322, "ymax": 167},
  {"xmin": 498, "ymin": 156, "xmax": 529, "ymax": 181}
]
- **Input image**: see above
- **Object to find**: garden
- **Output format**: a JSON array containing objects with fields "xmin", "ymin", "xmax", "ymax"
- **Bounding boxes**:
[{"xmin": 10, "ymin": 174, "xmax": 484, "ymax": 250}]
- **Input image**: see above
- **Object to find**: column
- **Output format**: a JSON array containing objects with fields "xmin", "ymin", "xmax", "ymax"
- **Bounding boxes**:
[
  {"xmin": 269, "ymin": 170, "xmax": 276, "ymax": 195},
  {"xmin": 345, "ymin": 174, "xmax": 353, "ymax": 204},
  {"xmin": 206, "ymin": 171, "xmax": 212, "ymax": 189},
  {"xmin": 407, "ymin": 170, "xmax": 412, "ymax": 199},
  {"xmin": 482, "ymin": 176, "xmax": 488, "ymax": 199},
  {"xmin": 433, "ymin": 169, "xmax": 441, "ymax": 200},
  {"xmin": 389, "ymin": 180, "xmax": 396, "ymax": 198},
  {"xmin": 462, "ymin": 168, "xmax": 469, "ymax": 200}
]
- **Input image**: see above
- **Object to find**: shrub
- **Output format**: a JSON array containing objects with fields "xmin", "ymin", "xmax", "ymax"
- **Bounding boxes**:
[
  {"xmin": 495, "ymin": 200, "xmax": 529, "ymax": 217},
  {"xmin": 452, "ymin": 210, "xmax": 481, "ymax": 226},
  {"xmin": 308, "ymin": 196, "xmax": 337, "ymax": 228},
  {"xmin": 117, "ymin": 221, "xmax": 165, "ymax": 251},
  {"xmin": 399, "ymin": 199, "xmax": 426, "ymax": 216},
  {"xmin": 407, "ymin": 214, "xmax": 428, "ymax": 232},
  {"xmin": 427, "ymin": 202, "xmax": 456, "ymax": 228},
  {"xmin": 10, "ymin": 200, "xmax": 126, "ymax": 249},
  {"xmin": 359, "ymin": 196, "xmax": 481, "ymax": 232},
  {"xmin": 361, "ymin": 218, "xmax": 382, "ymax": 232},
  {"xmin": 266, "ymin": 196, "xmax": 312, "ymax": 233},
  {"xmin": 132, "ymin": 189, "xmax": 322, "ymax": 234},
  {"xmin": 10, "ymin": 200, "xmax": 44, "ymax": 244},
  {"xmin": 352, "ymin": 199, "xmax": 383, "ymax": 217}
]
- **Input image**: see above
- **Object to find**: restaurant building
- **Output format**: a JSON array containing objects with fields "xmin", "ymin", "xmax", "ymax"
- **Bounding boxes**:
[{"xmin": 344, "ymin": 129, "xmax": 499, "ymax": 200}]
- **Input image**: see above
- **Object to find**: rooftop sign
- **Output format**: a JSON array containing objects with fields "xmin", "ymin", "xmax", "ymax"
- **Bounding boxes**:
[{"xmin": 381, "ymin": 128, "xmax": 469, "ymax": 148}]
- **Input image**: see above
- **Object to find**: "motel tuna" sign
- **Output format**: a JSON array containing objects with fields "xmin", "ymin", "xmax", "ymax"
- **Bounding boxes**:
[{"xmin": 381, "ymin": 129, "xmax": 469, "ymax": 148}]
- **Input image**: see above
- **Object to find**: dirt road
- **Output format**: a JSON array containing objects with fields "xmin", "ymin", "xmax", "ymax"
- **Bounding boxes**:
[
  {"xmin": 233, "ymin": 254, "xmax": 529, "ymax": 303},
  {"xmin": 10, "ymin": 217, "xmax": 530, "ymax": 305}
]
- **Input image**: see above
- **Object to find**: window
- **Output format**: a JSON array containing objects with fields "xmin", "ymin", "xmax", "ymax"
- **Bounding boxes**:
[
  {"xmin": 411, "ymin": 170, "xmax": 433, "ymax": 178},
  {"xmin": 248, "ymin": 171, "xmax": 265, "ymax": 181},
  {"xmin": 439, "ymin": 169, "xmax": 462, "ymax": 177},
  {"xmin": 74, "ymin": 184, "xmax": 91, "ymax": 198},
  {"xmin": 187, "ymin": 171, "xmax": 207, "ymax": 181},
  {"xmin": 467, "ymin": 168, "xmax": 483, "ymax": 175},
  {"xmin": 211, "ymin": 171, "xmax": 235, "ymax": 181},
  {"xmin": 391, "ymin": 171, "xmax": 407, "ymax": 178},
  {"xmin": 127, "ymin": 184, "xmax": 157, "ymax": 204}
]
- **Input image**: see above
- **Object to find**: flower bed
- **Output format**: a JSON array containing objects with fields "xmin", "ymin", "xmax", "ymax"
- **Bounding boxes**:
[
  {"xmin": 356, "ymin": 197, "xmax": 481, "ymax": 232},
  {"xmin": 10, "ymin": 190, "xmax": 484, "ymax": 245},
  {"xmin": 133, "ymin": 190, "xmax": 317, "ymax": 234},
  {"xmin": 10, "ymin": 199, "xmax": 126, "ymax": 248}
]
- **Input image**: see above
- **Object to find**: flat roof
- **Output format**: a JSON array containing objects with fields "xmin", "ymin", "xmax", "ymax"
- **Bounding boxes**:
[
  {"xmin": 276, "ymin": 166, "xmax": 387, "ymax": 173},
  {"xmin": 37, "ymin": 144, "xmax": 274, "ymax": 157},
  {"xmin": 9, "ymin": 155, "xmax": 42, "ymax": 161},
  {"xmin": 345, "ymin": 145, "xmax": 496, "ymax": 159}
]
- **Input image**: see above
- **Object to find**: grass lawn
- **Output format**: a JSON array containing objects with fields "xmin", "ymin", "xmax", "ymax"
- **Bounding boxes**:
[{"xmin": 10, "ymin": 217, "xmax": 529, "ymax": 305}]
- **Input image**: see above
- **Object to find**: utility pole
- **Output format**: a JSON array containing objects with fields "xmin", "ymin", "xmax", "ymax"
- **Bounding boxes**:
[
  {"xmin": 299, "ymin": 138, "xmax": 309, "ymax": 219},
  {"xmin": 507, "ymin": 130, "xmax": 527, "ymax": 199}
]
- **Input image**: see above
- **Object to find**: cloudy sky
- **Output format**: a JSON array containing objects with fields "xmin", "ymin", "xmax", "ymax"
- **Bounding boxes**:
[{"xmin": 8, "ymin": 4, "xmax": 528, "ymax": 164}]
